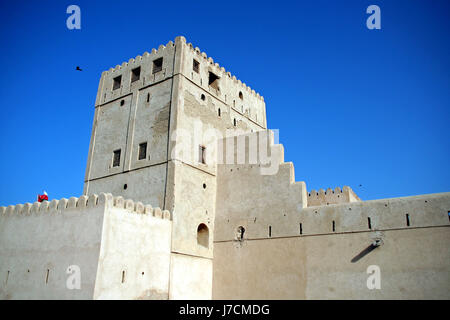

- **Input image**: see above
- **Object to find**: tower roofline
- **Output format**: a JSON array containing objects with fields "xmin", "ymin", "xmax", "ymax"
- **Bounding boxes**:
[{"xmin": 100, "ymin": 36, "xmax": 264, "ymax": 102}]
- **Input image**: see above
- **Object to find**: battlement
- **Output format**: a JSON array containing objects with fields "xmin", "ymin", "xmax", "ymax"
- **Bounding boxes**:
[
  {"xmin": 94, "ymin": 36, "xmax": 266, "ymax": 127},
  {"xmin": 182, "ymin": 38, "xmax": 264, "ymax": 102},
  {"xmin": 95, "ymin": 38, "xmax": 178, "ymax": 106},
  {"xmin": 0, "ymin": 193, "xmax": 171, "ymax": 220},
  {"xmin": 99, "ymin": 37, "xmax": 264, "ymax": 102},
  {"xmin": 307, "ymin": 186, "xmax": 361, "ymax": 207},
  {"xmin": 101, "ymin": 41, "xmax": 176, "ymax": 77}
]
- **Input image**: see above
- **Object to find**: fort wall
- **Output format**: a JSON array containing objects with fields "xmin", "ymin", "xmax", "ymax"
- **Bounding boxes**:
[
  {"xmin": 0, "ymin": 194, "xmax": 174, "ymax": 300},
  {"xmin": 213, "ymin": 152, "xmax": 450, "ymax": 300},
  {"xmin": 307, "ymin": 186, "xmax": 361, "ymax": 207},
  {"xmin": 94, "ymin": 195, "xmax": 172, "ymax": 299},
  {"xmin": 213, "ymin": 225, "xmax": 450, "ymax": 299},
  {"xmin": 0, "ymin": 194, "xmax": 106, "ymax": 299}
]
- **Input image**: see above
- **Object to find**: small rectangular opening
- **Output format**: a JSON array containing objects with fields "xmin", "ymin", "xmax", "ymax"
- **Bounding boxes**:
[
  {"xmin": 6, "ymin": 271, "xmax": 9, "ymax": 285},
  {"xmin": 121, "ymin": 270, "xmax": 125, "ymax": 283},
  {"xmin": 406, "ymin": 214, "xmax": 410, "ymax": 226},
  {"xmin": 299, "ymin": 223, "xmax": 303, "ymax": 235},
  {"xmin": 368, "ymin": 217, "xmax": 372, "ymax": 229},
  {"xmin": 131, "ymin": 67, "xmax": 141, "ymax": 83},
  {"xmin": 332, "ymin": 220, "xmax": 336, "ymax": 232},
  {"xmin": 146, "ymin": 93, "xmax": 150, "ymax": 103},
  {"xmin": 199, "ymin": 145, "xmax": 206, "ymax": 164},
  {"xmin": 193, "ymin": 59, "xmax": 200, "ymax": 73},
  {"xmin": 152, "ymin": 58, "xmax": 163, "ymax": 74},
  {"xmin": 113, "ymin": 149, "xmax": 121, "ymax": 167},
  {"xmin": 269, "ymin": 225, "xmax": 272, "ymax": 237},
  {"xmin": 208, "ymin": 71, "xmax": 220, "ymax": 90},
  {"xmin": 138, "ymin": 142, "xmax": 147, "ymax": 160},
  {"xmin": 113, "ymin": 75, "xmax": 122, "ymax": 90}
]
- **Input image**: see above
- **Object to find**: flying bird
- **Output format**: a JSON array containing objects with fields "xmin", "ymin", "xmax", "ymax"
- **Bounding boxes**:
[{"xmin": 76, "ymin": 66, "xmax": 82, "ymax": 71}]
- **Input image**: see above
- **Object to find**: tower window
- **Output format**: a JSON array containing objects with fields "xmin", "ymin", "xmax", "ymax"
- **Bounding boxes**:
[
  {"xmin": 239, "ymin": 91, "xmax": 243, "ymax": 100},
  {"xmin": 146, "ymin": 93, "xmax": 150, "ymax": 103},
  {"xmin": 131, "ymin": 67, "xmax": 141, "ymax": 82},
  {"xmin": 236, "ymin": 226, "xmax": 245, "ymax": 241},
  {"xmin": 152, "ymin": 58, "xmax": 163, "ymax": 74},
  {"xmin": 218, "ymin": 108, "xmax": 221, "ymax": 117},
  {"xmin": 208, "ymin": 71, "xmax": 220, "ymax": 90},
  {"xmin": 193, "ymin": 59, "xmax": 200, "ymax": 73},
  {"xmin": 138, "ymin": 142, "xmax": 147, "ymax": 160},
  {"xmin": 120, "ymin": 99, "xmax": 125, "ymax": 106},
  {"xmin": 199, "ymin": 145, "xmax": 206, "ymax": 164},
  {"xmin": 197, "ymin": 223, "xmax": 209, "ymax": 248},
  {"xmin": 113, "ymin": 75, "xmax": 122, "ymax": 90},
  {"xmin": 233, "ymin": 118, "xmax": 237, "ymax": 127},
  {"xmin": 112, "ymin": 149, "xmax": 121, "ymax": 167}
]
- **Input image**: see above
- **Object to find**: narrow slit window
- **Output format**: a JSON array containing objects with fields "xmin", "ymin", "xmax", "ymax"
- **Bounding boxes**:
[
  {"xmin": 113, "ymin": 149, "xmax": 121, "ymax": 167},
  {"xmin": 193, "ymin": 59, "xmax": 200, "ymax": 73},
  {"xmin": 121, "ymin": 271, "xmax": 125, "ymax": 283},
  {"xmin": 199, "ymin": 145, "xmax": 206, "ymax": 164},
  {"xmin": 131, "ymin": 66, "xmax": 141, "ymax": 82},
  {"xmin": 113, "ymin": 75, "xmax": 122, "ymax": 90},
  {"xmin": 45, "ymin": 269, "xmax": 50, "ymax": 284},
  {"xmin": 269, "ymin": 225, "xmax": 272, "ymax": 237},
  {"xmin": 152, "ymin": 57, "xmax": 163, "ymax": 74},
  {"xmin": 146, "ymin": 93, "xmax": 150, "ymax": 103},
  {"xmin": 233, "ymin": 118, "xmax": 237, "ymax": 127},
  {"xmin": 299, "ymin": 223, "xmax": 303, "ymax": 235},
  {"xmin": 406, "ymin": 214, "xmax": 410, "ymax": 226},
  {"xmin": 138, "ymin": 142, "xmax": 147, "ymax": 160},
  {"xmin": 368, "ymin": 217, "xmax": 372, "ymax": 229},
  {"xmin": 218, "ymin": 108, "xmax": 221, "ymax": 117},
  {"xmin": 332, "ymin": 220, "xmax": 336, "ymax": 232}
]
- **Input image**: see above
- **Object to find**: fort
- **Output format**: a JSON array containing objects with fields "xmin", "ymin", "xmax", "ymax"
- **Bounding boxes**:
[{"xmin": 1, "ymin": 36, "xmax": 449, "ymax": 299}]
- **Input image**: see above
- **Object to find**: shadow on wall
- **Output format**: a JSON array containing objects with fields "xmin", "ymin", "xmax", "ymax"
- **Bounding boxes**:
[{"xmin": 351, "ymin": 243, "xmax": 380, "ymax": 263}]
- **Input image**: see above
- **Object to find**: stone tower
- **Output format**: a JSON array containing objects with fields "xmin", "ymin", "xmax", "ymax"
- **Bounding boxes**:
[{"xmin": 83, "ymin": 36, "xmax": 267, "ymax": 260}]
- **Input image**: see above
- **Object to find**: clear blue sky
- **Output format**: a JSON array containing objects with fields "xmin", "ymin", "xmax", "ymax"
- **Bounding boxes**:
[{"xmin": 0, "ymin": 0, "xmax": 449, "ymax": 206}]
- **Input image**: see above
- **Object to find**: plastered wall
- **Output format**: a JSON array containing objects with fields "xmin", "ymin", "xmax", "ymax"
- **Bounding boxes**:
[
  {"xmin": 213, "ymin": 156, "xmax": 450, "ymax": 300},
  {"xmin": 0, "ymin": 194, "xmax": 174, "ymax": 300},
  {"xmin": 93, "ymin": 195, "xmax": 172, "ymax": 300},
  {"xmin": 0, "ymin": 194, "xmax": 107, "ymax": 299}
]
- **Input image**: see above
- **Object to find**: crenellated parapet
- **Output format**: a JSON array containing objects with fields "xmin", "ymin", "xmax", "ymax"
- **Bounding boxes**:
[
  {"xmin": 182, "ymin": 39, "xmax": 264, "ymax": 102},
  {"xmin": 180, "ymin": 37, "xmax": 266, "ymax": 127},
  {"xmin": 96, "ymin": 38, "xmax": 178, "ymax": 106},
  {"xmin": 0, "ymin": 193, "xmax": 172, "ymax": 221},
  {"xmin": 111, "ymin": 195, "xmax": 171, "ymax": 220},
  {"xmin": 307, "ymin": 186, "xmax": 361, "ymax": 207}
]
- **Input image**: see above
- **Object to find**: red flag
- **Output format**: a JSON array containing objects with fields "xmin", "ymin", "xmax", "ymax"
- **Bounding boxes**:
[{"xmin": 37, "ymin": 191, "xmax": 48, "ymax": 202}]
